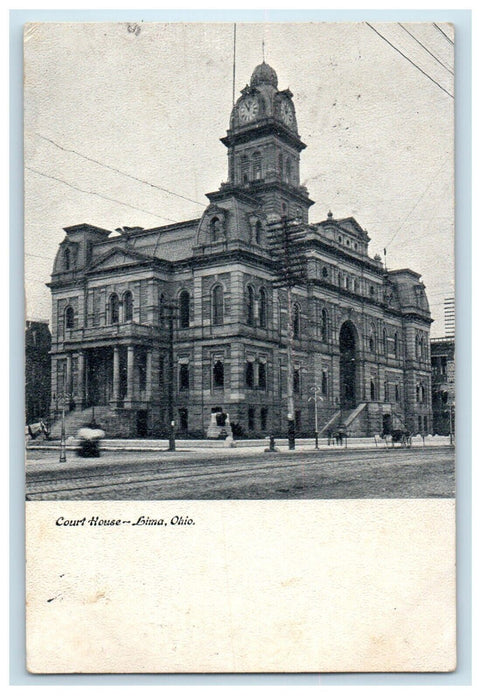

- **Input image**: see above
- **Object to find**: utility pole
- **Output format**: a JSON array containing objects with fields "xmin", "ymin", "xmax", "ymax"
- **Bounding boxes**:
[
  {"xmin": 309, "ymin": 385, "xmax": 323, "ymax": 450},
  {"xmin": 166, "ymin": 300, "xmax": 177, "ymax": 451},
  {"xmin": 267, "ymin": 215, "xmax": 306, "ymax": 450}
]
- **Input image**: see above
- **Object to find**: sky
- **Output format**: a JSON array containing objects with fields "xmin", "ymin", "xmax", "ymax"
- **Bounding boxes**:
[{"xmin": 24, "ymin": 21, "xmax": 454, "ymax": 335}]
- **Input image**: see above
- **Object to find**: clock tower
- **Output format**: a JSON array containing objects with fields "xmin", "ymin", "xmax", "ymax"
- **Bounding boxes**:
[{"xmin": 220, "ymin": 62, "xmax": 314, "ymax": 222}]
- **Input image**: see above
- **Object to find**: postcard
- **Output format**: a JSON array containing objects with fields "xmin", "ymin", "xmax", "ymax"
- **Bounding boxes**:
[{"xmin": 24, "ymin": 22, "xmax": 455, "ymax": 673}]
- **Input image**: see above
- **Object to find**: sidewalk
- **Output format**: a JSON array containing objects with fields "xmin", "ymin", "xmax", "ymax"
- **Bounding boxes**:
[{"xmin": 27, "ymin": 435, "xmax": 453, "ymax": 452}]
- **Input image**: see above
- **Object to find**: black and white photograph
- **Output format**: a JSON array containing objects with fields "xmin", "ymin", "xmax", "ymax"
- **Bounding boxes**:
[{"xmin": 23, "ymin": 21, "xmax": 457, "ymax": 673}]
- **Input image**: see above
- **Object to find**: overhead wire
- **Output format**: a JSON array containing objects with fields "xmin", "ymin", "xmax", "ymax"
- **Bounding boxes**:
[
  {"xmin": 35, "ymin": 133, "xmax": 206, "ymax": 208},
  {"xmin": 26, "ymin": 166, "xmax": 179, "ymax": 224},
  {"xmin": 365, "ymin": 22, "xmax": 454, "ymax": 99},
  {"xmin": 397, "ymin": 23, "xmax": 454, "ymax": 75}
]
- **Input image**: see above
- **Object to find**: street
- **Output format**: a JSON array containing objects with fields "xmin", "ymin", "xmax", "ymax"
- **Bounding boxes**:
[{"xmin": 26, "ymin": 446, "xmax": 455, "ymax": 500}]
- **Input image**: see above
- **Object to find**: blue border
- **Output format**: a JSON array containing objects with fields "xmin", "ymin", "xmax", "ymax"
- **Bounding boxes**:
[{"xmin": 10, "ymin": 8, "xmax": 472, "ymax": 686}]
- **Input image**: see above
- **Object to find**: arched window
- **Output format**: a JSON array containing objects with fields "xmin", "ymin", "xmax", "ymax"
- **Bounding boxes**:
[
  {"xmin": 64, "ymin": 248, "xmax": 71, "ymax": 270},
  {"xmin": 416, "ymin": 385, "xmax": 420, "ymax": 403},
  {"xmin": 255, "ymin": 220, "xmax": 263, "ymax": 245},
  {"xmin": 382, "ymin": 327, "xmax": 387, "ymax": 354},
  {"xmin": 321, "ymin": 308, "xmax": 328, "ymax": 342},
  {"xmin": 212, "ymin": 285, "xmax": 224, "ymax": 326},
  {"xmin": 259, "ymin": 288, "xmax": 267, "ymax": 328},
  {"xmin": 285, "ymin": 158, "xmax": 292, "ymax": 183},
  {"xmin": 369, "ymin": 325, "xmax": 376, "ymax": 353},
  {"xmin": 179, "ymin": 290, "xmax": 190, "ymax": 329},
  {"xmin": 252, "ymin": 151, "xmax": 262, "ymax": 180},
  {"xmin": 109, "ymin": 294, "xmax": 119, "ymax": 324},
  {"xmin": 292, "ymin": 303, "xmax": 301, "ymax": 340},
  {"xmin": 246, "ymin": 285, "xmax": 255, "ymax": 326},
  {"xmin": 65, "ymin": 306, "xmax": 74, "ymax": 330},
  {"xmin": 394, "ymin": 332, "xmax": 399, "ymax": 357},
  {"xmin": 123, "ymin": 291, "xmax": 133, "ymax": 322},
  {"xmin": 278, "ymin": 152, "xmax": 284, "ymax": 180},
  {"xmin": 322, "ymin": 266, "xmax": 328, "ymax": 279},
  {"xmin": 370, "ymin": 380, "xmax": 376, "ymax": 401},
  {"xmin": 210, "ymin": 217, "xmax": 222, "ymax": 242},
  {"xmin": 213, "ymin": 360, "xmax": 224, "ymax": 389}
]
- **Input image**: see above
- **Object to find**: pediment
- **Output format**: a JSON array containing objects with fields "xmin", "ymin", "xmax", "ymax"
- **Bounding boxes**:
[{"xmin": 88, "ymin": 247, "xmax": 152, "ymax": 272}]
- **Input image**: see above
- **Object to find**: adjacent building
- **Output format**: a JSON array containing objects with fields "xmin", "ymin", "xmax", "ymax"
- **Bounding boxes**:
[
  {"xmin": 48, "ymin": 62, "xmax": 433, "ymax": 438},
  {"xmin": 431, "ymin": 337, "xmax": 455, "ymax": 436},
  {"xmin": 25, "ymin": 320, "xmax": 51, "ymax": 425}
]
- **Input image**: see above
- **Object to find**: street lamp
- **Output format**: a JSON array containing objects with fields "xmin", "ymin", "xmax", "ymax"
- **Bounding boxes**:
[{"xmin": 308, "ymin": 385, "xmax": 324, "ymax": 450}]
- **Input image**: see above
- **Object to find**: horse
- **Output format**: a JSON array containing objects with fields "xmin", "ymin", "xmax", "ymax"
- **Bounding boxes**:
[
  {"xmin": 382, "ymin": 429, "xmax": 412, "ymax": 448},
  {"xmin": 25, "ymin": 420, "xmax": 50, "ymax": 440}
]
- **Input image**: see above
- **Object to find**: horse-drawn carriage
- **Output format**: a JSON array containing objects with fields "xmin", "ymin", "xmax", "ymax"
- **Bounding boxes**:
[{"xmin": 381, "ymin": 429, "xmax": 412, "ymax": 448}]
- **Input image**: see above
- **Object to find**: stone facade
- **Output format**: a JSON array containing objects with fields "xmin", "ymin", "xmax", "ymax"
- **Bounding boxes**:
[
  {"xmin": 25, "ymin": 320, "xmax": 51, "ymax": 424},
  {"xmin": 431, "ymin": 337, "xmax": 455, "ymax": 436},
  {"xmin": 48, "ymin": 63, "xmax": 433, "ymax": 438}
]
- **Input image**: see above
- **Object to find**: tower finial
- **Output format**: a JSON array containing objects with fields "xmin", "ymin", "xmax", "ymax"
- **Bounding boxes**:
[{"xmin": 262, "ymin": 38, "xmax": 265, "ymax": 63}]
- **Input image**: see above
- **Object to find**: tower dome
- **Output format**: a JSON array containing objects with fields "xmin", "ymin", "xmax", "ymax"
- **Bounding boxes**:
[{"xmin": 250, "ymin": 62, "xmax": 278, "ymax": 89}]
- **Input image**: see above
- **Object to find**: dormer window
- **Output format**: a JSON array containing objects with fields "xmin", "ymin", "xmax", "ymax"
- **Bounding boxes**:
[
  {"xmin": 65, "ymin": 305, "xmax": 75, "ymax": 330},
  {"xmin": 210, "ymin": 217, "xmax": 222, "ymax": 242}
]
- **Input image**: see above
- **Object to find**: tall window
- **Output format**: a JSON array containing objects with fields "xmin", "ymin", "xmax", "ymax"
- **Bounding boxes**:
[
  {"xmin": 285, "ymin": 158, "xmax": 292, "ymax": 183},
  {"xmin": 278, "ymin": 152, "xmax": 284, "ymax": 180},
  {"xmin": 255, "ymin": 220, "xmax": 263, "ymax": 245},
  {"xmin": 212, "ymin": 285, "xmax": 224, "ymax": 326},
  {"xmin": 293, "ymin": 368, "xmax": 300, "ymax": 394},
  {"xmin": 321, "ymin": 308, "xmax": 328, "ymax": 342},
  {"xmin": 179, "ymin": 363, "xmax": 189, "ymax": 390},
  {"xmin": 246, "ymin": 285, "xmax": 255, "ymax": 326},
  {"xmin": 394, "ymin": 332, "xmax": 399, "ymax": 358},
  {"xmin": 369, "ymin": 329, "xmax": 375, "ymax": 353},
  {"xmin": 109, "ymin": 294, "xmax": 119, "ymax": 324},
  {"xmin": 252, "ymin": 151, "xmax": 262, "ymax": 180},
  {"xmin": 64, "ymin": 248, "xmax": 71, "ymax": 270},
  {"xmin": 179, "ymin": 408, "xmax": 188, "ymax": 432},
  {"xmin": 370, "ymin": 380, "xmax": 376, "ymax": 400},
  {"xmin": 382, "ymin": 327, "xmax": 387, "ymax": 354},
  {"xmin": 123, "ymin": 291, "xmax": 133, "ymax": 322},
  {"xmin": 65, "ymin": 306, "xmax": 74, "ymax": 330},
  {"xmin": 259, "ymin": 288, "xmax": 267, "ymax": 328},
  {"xmin": 213, "ymin": 360, "xmax": 224, "ymax": 389},
  {"xmin": 241, "ymin": 155, "xmax": 250, "ymax": 184},
  {"xmin": 210, "ymin": 217, "xmax": 222, "ymax": 241},
  {"xmin": 258, "ymin": 361, "xmax": 266, "ymax": 390},
  {"xmin": 248, "ymin": 407, "xmax": 255, "ymax": 431},
  {"xmin": 293, "ymin": 304, "xmax": 300, "ymax": 340},
  {"xmin": 260, "ymin": 407, "xmax": 268, "ymax": 431},
  {"xmin": 245, "ymin": 361, "xmax": 254, "ymax": 388},
  {"xmin": 321, "ymin": 369, "xmax": 328, "ymax": 395},
  {"xmin": 179, "ymin": 290, "xmax": 190, "ymax": 329}
]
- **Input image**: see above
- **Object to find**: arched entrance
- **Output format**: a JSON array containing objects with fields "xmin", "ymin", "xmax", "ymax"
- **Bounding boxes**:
[{"xmin": 339, "ymin": 321, "xmax": 357, "ymax": 409}]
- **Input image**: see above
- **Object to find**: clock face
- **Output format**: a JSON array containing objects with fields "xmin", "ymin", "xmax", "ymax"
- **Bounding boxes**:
[
  {"xmin": 280, "ymin": 101, "xmax": 294, "ymax": 127},
  {"xmin": 238, "ymin": 97, "xmax": 259, "ymax": 124}
]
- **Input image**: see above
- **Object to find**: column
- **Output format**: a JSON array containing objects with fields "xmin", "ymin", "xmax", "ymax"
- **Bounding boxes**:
[
  {"xmin": 146, "ymin": 349, "xmax": 152, "ymax": 401},
  {"xmin": 78, "ymin": 351, "xmax": 85, "ymax": 407},
  {"xmin": 126, "ymin": 345, "xmax": 135, "ymax": 404}
]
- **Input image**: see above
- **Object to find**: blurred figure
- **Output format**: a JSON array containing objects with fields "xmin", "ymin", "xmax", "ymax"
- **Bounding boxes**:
[{"xmin": 77, "ymin": 423, "xmax": 105, "ymax": 458}]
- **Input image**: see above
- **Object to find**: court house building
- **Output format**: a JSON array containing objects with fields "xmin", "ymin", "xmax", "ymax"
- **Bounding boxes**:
[{"xmin": 48, "ymin": 62, "xmax": 433, "ymax": 438}]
